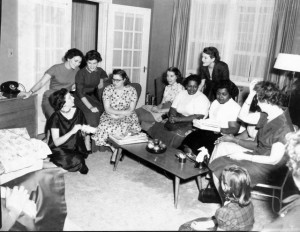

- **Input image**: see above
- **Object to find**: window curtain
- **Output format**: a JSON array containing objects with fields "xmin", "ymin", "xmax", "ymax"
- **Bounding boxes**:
[
  {"xmin": 168, "ymin": 0, "xmax": 191, "ymax": 76},
  {"xmin": 71, "ymin": 1, "xmax": 98, "ymax": 55},
  {"xmin": 264, "ymin": 0, "xmax": 300, "ymax": 90}
]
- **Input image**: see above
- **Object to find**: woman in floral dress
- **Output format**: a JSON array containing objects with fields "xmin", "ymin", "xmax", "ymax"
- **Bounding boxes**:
[{"xmin": 92, "ymin": 69, "xmax": 141, "ymax": 163}]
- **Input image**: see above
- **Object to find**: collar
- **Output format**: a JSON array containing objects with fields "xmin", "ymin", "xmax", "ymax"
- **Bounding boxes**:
[{"xmin": 86, "ymin": 66, "xmax": 98, "ymax": 73}]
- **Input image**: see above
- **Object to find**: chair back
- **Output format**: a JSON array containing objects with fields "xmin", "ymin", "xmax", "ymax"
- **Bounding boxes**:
[{"xmin": 129, "ymin": 83, "xmax": 142, "ymax": 102}]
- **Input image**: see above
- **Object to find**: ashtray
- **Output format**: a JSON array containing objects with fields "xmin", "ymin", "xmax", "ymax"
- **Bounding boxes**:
[{"xmin": 146, "ymin": 139, "xmax": 167, "ymax": 154}]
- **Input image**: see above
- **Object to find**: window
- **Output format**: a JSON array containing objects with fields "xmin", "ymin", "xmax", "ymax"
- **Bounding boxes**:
[{"xmin": 186, "ymin": 0, "xmax": 275, "ymax": 86}]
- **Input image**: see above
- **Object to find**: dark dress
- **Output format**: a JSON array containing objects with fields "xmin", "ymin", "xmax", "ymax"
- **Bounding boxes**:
[
  {"xmin": 74, "ymin": 66, "xmax": 108, "ymax": 127},
  {"xmin": 209, "ymin": 110, "xmax": 294, "ymax": 187},
  {"xmin": 199, "ymin": 61, "xmax": 229, "ymax": 101},
  {"xmin": 46, "ymin": 108, "xmax": 89, "ymax": 173}
]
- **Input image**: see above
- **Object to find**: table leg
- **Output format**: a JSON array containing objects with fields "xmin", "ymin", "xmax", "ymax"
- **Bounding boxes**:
[
  {"xmin": 113, "ymin": 148, "xmax": 123, "ymax": 171},
  {"xmin": 196, "ymin": 175, "xmax": 202, "ymax": 191},
  {"xmin": 174, "ymin": 176, "xmax": 180, "ymax": 209}
]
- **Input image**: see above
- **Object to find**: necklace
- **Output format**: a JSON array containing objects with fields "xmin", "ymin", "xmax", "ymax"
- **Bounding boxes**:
[{"xmin": 61, "ymin": 108, "xmax": 72, "ymax": 114}]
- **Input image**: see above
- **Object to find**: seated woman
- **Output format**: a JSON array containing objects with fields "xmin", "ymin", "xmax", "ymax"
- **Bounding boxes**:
[
  {"xmin": 198, "ymin": 46, "xmax": 230, "ymax": 102},
  {"xmin": 46, "ymin": 88, "xmax": 90, "ymax": 174},
  {"xmin": 209, "ymin": 80, "xmax": 294, "ymax": 200},
  {"xmin": 262, "ymin": 130, "xmax": 300, "ymax": 232},
  {"xmin": 179, "ymin": 165, "xmax": 254, "ymax": 231},
  {"xmin": 135, "ymin": 67, "xmax": 184, "ymax": 130},
  {"xmin": 147, "ymin": 74, "xmax": 210, "ymax": 148},
  {"xmin": 178, "ymin": 79, "xmax": 242, "ymax": 157},
  {"xmin": 92, "ymin": 69, "xmax": 142, "ymax": 163},
  {"xmin": 74, "ymin": 50, "xmax": 108, "ymax": 127},
  {"xmin": 210, "ymin": 98, "xmax": 261, "ymax": 162}
]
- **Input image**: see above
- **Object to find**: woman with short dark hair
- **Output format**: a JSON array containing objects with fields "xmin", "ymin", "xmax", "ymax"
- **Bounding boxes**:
[
  {"xmin": 210, "ymin": 80, "xmax": 294, "ymax": 194},
  {"xmin": 178, "ymin": 79, "xmax": 242, "ymax": 156},
  {"xmin": 46, "ymin": 88, "xmax": 90, "ymax": 174},
  {"xmin": 92, "ymin": 69, "xmax": 141, "ymax": 163},
  {"xmin": 23, "ymin": 48, "xmax": 84, "ymax": 119},
  {"xmin": 135, "ymin": 67, "xmax": 184, "ymax": 127},
  {"xmin": 74, "ymin": 50, "xmax": 108, "ymax": 126},
  {"xmin": 198, "ymin": 46, "xmax": 230, "ymax": 101}
]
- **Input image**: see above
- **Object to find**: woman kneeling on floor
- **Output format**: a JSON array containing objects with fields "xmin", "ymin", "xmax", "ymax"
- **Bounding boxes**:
[{"xmin": 46, "ymin": 88, "xmax": 92, "ymax": 174}]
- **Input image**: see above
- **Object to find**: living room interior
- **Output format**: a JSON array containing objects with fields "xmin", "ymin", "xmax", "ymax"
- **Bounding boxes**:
[{"xmin": 1, "ymin": 0, "xmax": 300, "ymax": 231}]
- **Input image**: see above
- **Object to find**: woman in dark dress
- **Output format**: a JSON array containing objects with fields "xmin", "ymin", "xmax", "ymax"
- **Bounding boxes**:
[
  {"xmin": 198, "ymin": 47, "xmax": 230, "ymax": 102},
  {"xmin": 46, "ymin": 88, "xmax": 90, "ymax": 174},
  {"xmin": 210, "ymin": 80, "xmax": 294, "ymax": 198},
  {"xmin": 74, "ymin": 50, "xmax": 108, "ymax": 127}
]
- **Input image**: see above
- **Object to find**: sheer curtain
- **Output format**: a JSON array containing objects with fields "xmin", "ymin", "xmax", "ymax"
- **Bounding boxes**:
[
  {"xmin": 168, "ymin": 0, "xmax": 191, "ymax": 75},
  {"xmin": 18, "ymin": 0, "xmax": 72, "ymax": 133},
  {"xmin": 186, "ymin": 0, "xmax": 275, "ymax": 86},
  {"xmin": 264, "ymin": 0, "xmax": 300, "ymax": 90}
]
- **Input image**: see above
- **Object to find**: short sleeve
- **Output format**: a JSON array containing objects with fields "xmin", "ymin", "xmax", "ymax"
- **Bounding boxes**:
[
  {"xmin": 46, "ymin": 113, "xmax": 60, "ymax": 130},
  {"xmin": 192, "ymin": 94, "xmax": 210, "ymax": 116},
  {"xmin": 45, "ymin": 64, "xmax": 57, "ymax": 77},
  {"xmin": 171, "ymin": 91, "xmax": 183, "ymax": 109},
  {"xmin": 103, "ymin": 85, "xmax": 113, "ymax": 102},
  {"xmin": 129, "ymin": 86, "xmax": 138, "ymax": 103}
]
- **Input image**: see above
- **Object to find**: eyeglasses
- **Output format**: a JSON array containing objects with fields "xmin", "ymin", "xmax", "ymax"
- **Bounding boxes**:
[{"xmin": 112, "ymin": 78, "xmax": 123, "ymax": 82}]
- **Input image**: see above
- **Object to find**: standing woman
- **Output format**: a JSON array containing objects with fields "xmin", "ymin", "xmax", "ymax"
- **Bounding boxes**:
[
  {"xmin": 74, "ymin": 50, "xmax": 108, "ymax": 127},
  {"xmin": 198, "ymin": 47, "xmax": 230, "ymax": 101},
  {"xmin": 23, "ymin": 48, "xmax": 84, "ymax": 119},
  {"xmin": 92, "ymin": 69, "xmax": 141, "ymax": 163}
]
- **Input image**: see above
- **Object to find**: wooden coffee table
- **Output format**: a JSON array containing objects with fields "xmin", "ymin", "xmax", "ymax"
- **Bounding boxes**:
[{"xmin": 109, "ymin": 140, "xmax": 209, "ymax": 208}]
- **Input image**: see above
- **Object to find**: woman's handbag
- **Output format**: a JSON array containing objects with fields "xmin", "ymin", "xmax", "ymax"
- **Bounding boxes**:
[{"xmin": 198, "ymin": 178, "xmax": 222, "ymax": 204}]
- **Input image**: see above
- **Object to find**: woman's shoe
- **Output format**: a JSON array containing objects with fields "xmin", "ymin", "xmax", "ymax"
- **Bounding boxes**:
[
  {"xmin": 79, "ymin": 164, "xmax": 89, "ymax": 174},
  {"xmin": 110, "ymin": 160, "xmax": 115, "ymax": 165}
]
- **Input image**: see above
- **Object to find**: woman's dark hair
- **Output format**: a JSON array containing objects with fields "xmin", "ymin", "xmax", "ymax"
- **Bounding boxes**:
[
  {"xmin": 183, "ymin": 74, "xmax": 201, "ymax": 88},
  {"xmin": 162, "ymin": 67, "xmax": 183, "ymax": 85},
  {"xmin": 49, "ymin": 88, "xmax": 68, "ymax": 111},
  {"xmin": 213, "ymin": 80, "xmax": 239, "ymax": 99},
  {"xmin": 221, "ymin": 165, "xmax": 252, "ymax": 206},
  {"xmin": 112, "ymin": 69, "xmax": 130, "ymax": 86},
  {"xmin": 254, "ymin": 81, "xmax": 288, "ymax": 107},
  {"xmin": 85, "ymin": 50, "xmax": 102, "ymax": 62},
  {"xmin": 203, "ymin": 47, "xmax": 221, "ymax": 62},
  {"xmin": 64, "ymin": 48, "xmax": 84, "ymax": 61}
]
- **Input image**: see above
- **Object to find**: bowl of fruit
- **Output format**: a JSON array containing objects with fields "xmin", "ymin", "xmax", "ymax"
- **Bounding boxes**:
[{"xmin": 146, "ymin": 139, "xmax": 167, "ymax": 154}]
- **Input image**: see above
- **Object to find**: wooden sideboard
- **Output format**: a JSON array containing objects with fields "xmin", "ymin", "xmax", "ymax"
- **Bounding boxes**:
[{"xmin": 0, "ymin": 95, "xmax": 38, "ymax": 138}]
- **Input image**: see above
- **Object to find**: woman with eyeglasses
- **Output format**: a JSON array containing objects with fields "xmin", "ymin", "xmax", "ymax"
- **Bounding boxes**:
[{"xmin": 92, "ymin": 69, "xmax": 141, "ymax": 163}]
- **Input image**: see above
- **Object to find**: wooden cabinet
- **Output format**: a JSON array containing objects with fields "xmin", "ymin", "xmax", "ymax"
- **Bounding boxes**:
[{"xmin": 0, "ymin": 95, "xmax": 37, "ymax": 138}]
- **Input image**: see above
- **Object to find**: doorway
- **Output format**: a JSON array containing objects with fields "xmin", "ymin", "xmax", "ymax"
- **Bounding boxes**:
[
  {"xmin": 106, "ymin": 4, "xmax": 151, "ymax": 108},
  {"xmin": 71, "ymin": 0, "xmax": 98, "ymax": 67}
]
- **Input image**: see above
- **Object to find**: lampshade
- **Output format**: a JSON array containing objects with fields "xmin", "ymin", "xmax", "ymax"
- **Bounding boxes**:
[{"xmin": 274, "ymin": 53, "xmax": 300, "ymax": 72}]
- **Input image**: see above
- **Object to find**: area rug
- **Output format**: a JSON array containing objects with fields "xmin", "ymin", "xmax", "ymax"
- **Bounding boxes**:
[{"xmin": 64, "ymin": 150, "xmax": 276, "ymax": 231}]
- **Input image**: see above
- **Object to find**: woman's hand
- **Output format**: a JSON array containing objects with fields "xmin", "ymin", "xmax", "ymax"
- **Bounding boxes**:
[
  {"xmin": 22, "ymin": 91, "xmax": 33, "ymax": 99},
  {"xmin": 71, "ymin": 124, "xmax": 82, "ymax": 134},
  {"xmin": 90, "ymin": 107, "xmax": 99, "ymax": 113},
  {"xmin": 214, "ymin": 134, "xmax": 235, "ymax": 144},
  {"xmin": 168, "ymin": 115, "xmax": 176, "ymax": 123},
  {"xmin": 151, "ymin": 106, "xmax": 161, "ymax": 113},
  {"xmin": 5, "ymin": 186, "xmax": 36, "ymax": 218},
  {"xmin": 227, "ymin": 153, "xmax": 246, "ymax": 160},
  {"xmin": 249, "ymin": 79, "xmax": 259, "ymax": 95}
]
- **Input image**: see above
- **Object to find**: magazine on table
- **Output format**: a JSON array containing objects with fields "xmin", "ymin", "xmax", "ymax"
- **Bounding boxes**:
[
  {"xmin": 193, "ymin": 118, "xmax": 221, "ymax": 132},
  {"xmin": 109, "ymin": 132, "xmax": 149, "ymax": 145}
]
